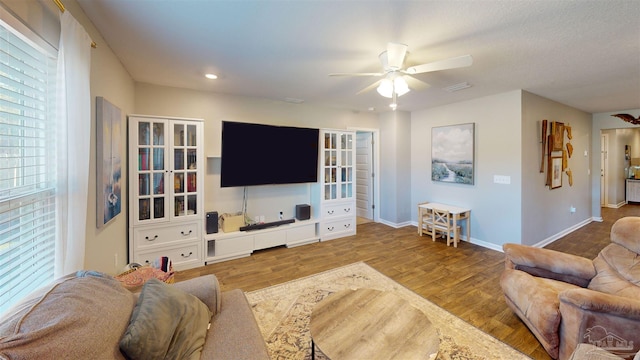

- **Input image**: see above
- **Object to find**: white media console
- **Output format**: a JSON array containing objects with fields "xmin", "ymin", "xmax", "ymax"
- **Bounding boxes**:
[{"xmin": 204, "ymin": 219, "xmax": 320, "ymax": 264}]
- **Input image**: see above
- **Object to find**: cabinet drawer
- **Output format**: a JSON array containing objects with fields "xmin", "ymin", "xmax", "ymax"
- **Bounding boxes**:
[
  {"xmin": 323, "ymin": 202, "xmax": 355, "ymax": 218},
  {"xmin": 321, "ymin": 217, "xmax": 356, "ymax": 237},
  {"xmin": 255, "ymin": 231, "xmax": 284, "ymax": 250},
  {"xmin": 215, "ymin": 235, "xmax": 254, "ymax": 256},
  {"xmin": 133, "ymin": 222, "xmax": 200, "ymax": 249},
  {"xmin": 134, "ymin": 242, "xmax": 201, "ymax": 271},
  {"xmin": 287, "ymin": 223, "xmax": 316, "ymax": 243}
]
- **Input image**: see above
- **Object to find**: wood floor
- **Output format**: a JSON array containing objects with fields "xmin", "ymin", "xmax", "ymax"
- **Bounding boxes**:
[{"xmin": 176, "ymin": 204, "xmax": 640, "ymax": 360}]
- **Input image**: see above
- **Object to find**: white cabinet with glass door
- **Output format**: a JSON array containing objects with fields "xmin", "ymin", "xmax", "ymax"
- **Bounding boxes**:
[
  {"xmin": 128, "ymin": 115, "xmax": 204, "ymax": 270},
  {"xmin": 318, "ymin": 130, "xmax": 356, "ymax": 241}
]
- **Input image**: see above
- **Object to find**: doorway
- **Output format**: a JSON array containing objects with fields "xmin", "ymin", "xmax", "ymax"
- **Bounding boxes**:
[
  {"xmin": 352, "ymin": 128, "xmax": 380, "ymax": 224},
  {"xmin": 601, "ymin": 133, "xmax": 608, "ymax": 207}
]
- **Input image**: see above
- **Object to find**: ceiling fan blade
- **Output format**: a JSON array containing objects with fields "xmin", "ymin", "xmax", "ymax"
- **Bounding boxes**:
[
  {"xmin": 385, "ymin": 42, "xmax": 408, "ymax": 70},
  {"xmin": 406, "ymin": 54, "xmax": 473, "ymax": 75},
  {"xmin": 329, "ymin": 72, "xmax": 384, "ymax": 77},
  {"xmin": 403, "ymin": 75, "xmax": 430, "ymax": 91},
  {"xmin": 356, "ymin": 79, "xmax": 383, "ymax": 95}
]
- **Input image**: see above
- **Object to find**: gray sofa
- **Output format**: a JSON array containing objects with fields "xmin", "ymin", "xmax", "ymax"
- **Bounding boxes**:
[{"xmin": 0, "ymin": 271, "xmax": 269, "ymax": 360}]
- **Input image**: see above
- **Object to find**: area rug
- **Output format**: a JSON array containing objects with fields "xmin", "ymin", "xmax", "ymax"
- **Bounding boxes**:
[{"xmin": 245, "ymin": 261, "xmax": 531, "ymax": 360}]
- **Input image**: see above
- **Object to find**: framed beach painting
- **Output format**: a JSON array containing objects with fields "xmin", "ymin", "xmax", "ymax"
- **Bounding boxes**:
[
  {"xmin": 96, "ymin": 97, "xmax": 123, "ymax": 227},
  {"xmin": 431, "ymin": 123, "xmax": 475, "ymax": 185}
]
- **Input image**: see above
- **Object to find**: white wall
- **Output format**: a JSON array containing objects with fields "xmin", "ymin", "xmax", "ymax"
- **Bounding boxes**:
[
  {"xmin": 521, "ymin": 91, "xmax": 592, "ymax": 246},
  {"xmin": 378, "ymin": 111, "xmax": 411, "ymax": 225},
  {"xmin": 134, "ymin": 83, "xmax": 381, "ymax": 223},
  {"xmin": 591, "ymin": 109, "xmax": 640, "ymax": 218},
  {"xmin": 411, "ymin": 91, "xmax": 522, "ymax": 249}
]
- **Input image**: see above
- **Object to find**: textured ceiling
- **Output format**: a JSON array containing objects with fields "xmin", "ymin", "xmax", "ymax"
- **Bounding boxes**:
[{"xmin": 77, "ymin": 0, "xmax": 640, "ymax": 114}]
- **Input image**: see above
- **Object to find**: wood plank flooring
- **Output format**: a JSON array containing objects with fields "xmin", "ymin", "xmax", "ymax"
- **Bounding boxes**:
[{"xmin": 176, "ymin": 204, "xmax": 640, "ymax": 360}]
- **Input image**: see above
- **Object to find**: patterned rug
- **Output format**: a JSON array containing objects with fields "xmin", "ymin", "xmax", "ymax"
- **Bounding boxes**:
[{"xmin": 246, "ymin": 262, "xmax": 531, "ymax": 360}]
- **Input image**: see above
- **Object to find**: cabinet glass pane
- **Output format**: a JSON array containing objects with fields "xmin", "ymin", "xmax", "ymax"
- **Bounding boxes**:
[
  {"xmin": 153, "ymin": 197, "xmax": 164, "ymax": 219},
  {"xmin": 187, "ymin": 195, "xmax": 197, "ymax": 214},
  {"xmin": 342, "ymin": 133, "xmax": 353, "ymax": 150},
  {"xmin": 174, "ymin": 173, "xmax": 184, "ymax": 193},
  {"xmin": 152, "ymin": 123, "xmax": 164, "ymax": 145},
  {"xmin": 153, "ymin": 173, "xmax": 164, "ymax": 195},
  {"xmin": 139, "ymin": 199, "xmax": 150, "ymax": 220},
  {"xmin": 187, "ymin": 172, "xmax": 197, "ymax": 192},
  {"xmin": 324, "ymin": 184, "xmax": 337, "ymax": 200},
  {"xmin": 187, "ymin": 149, "xmax": 197, "ymax": 170},
  {"xmin": 174, "ymin": 124, "xmax": 185, "ymax": 146},
  {"xmin": 174, "ymin": 149, "xmax": 184, "ymax": 170},
  {"xmin": 138, "ymin": 123, "xmax": 150, "ymax": 145},
  {"xmin": 341, "ymin": 167, "xmax": 352, "ymax": 182},
  {"xmin": 331, "ymin": 168, "xmax": 336, "ymax": 183},
  {"xmin": 341, "ymin": 183, "xmax": 352, "ymax": 199},
  {"xmin": 139, "ymin": 174, "xmax": 150, "ymax": 196},
  {"xmin": 152, "ymin": 148, "xmax": 164, "ymax": 170},
  {"xmin": 138, "ymin": 148, "xmax": 150, "ymax": 171},
  {"xmin": 187, "ymin": 125, "xmax": 197, "ymax": 146},
  {"xmin": 174, "ymin": 196, "xmax": 185, "ymax": 216}
]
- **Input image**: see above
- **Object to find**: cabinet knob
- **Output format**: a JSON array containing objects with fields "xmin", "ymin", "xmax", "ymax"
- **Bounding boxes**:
[
  {"xmin": 344, "ymin": 223, "xmax": 351, "ymax": 228},
  {"xmin": 327, "ymin": 210, "xmax": 334, "ymax": 215},
  {"xmin": 344, "ymin": 208, "xmax": 351, "ymax": 212},
  {"xmin": 181, "ymin": 230, "xmax": 193, "ymax": 236},
  {"xmin": 145, "ymin": 235, "xmax": 159, "ymax": 241},
  {"xmin": 327, "ymin": 226, "xmax": 334, "ymax": 231},
  {"xmin": 181, "ymin": 252, "xmax": 193, "ymax": 258}
]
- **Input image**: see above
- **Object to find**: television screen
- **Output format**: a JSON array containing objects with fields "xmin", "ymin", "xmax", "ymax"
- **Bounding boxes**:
[{"xmin": 221, "ymin": 121, "xmax": 319, "ymax": 187}]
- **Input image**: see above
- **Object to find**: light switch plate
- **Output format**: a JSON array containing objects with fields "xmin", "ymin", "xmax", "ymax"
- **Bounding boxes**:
[{"xmin": 494, "ymin": 175, "xmax": 511, "ymax": 184}]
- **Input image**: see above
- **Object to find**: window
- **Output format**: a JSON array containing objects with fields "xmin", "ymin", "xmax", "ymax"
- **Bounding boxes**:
[{"xmin": 0, "ymin": 15, "xmax": 57, "ymax": 315}]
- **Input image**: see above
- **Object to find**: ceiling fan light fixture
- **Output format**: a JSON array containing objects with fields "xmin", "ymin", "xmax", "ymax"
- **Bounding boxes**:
[
  {"xmin": 393, "ymin": 76, "xmax": 410, "ymax": 96},
  {"xmin": 376, "ymin": 79, "xmax": 394, "ymax": 98}
]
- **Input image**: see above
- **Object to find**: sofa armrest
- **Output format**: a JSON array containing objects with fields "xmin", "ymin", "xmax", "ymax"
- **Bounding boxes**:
[
  {"xmin": 173, "ymin": 275, "xmax": 221, "ymax": 315},
  {"xmin": 503, "ymin": 243, "xmax": 596, "ymax": 287},
  {"xmin": 560, "ymin": 288, "xmax": 640, "ymax": 320},
  {"xmin": 559, "ymin": 288, "xmax": 640, "ymax": 359}
]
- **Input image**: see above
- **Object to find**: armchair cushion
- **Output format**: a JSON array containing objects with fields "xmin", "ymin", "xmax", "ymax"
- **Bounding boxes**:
[
  {"xmin": 501, "ymin": 269, "xmax": 582, "ymax": 358},
  {"xmin": 588, "ymin": 244, "xmax": 640, "ymax": 298},
  {"xmin": 610, "ymin": 217, "xmax": 640, "ymax": 254}
]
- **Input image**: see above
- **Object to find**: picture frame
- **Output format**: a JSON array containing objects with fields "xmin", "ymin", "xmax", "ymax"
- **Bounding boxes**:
[
  {"xmin": 550, "ymin": 156, "xmax": 563, "ymax": 189},
  {"xmin": 431, "ymin": 123, "xmax": 475, "ymax": 184},
  {"xmin": 96, "ymin": 97, "xmax": 123, "ymax": 228},
  {"xmin": 551, "ymin": 121, "xmax": 564, "ymax": 151}
]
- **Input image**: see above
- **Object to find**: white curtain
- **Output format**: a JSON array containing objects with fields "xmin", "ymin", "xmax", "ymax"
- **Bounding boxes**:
[{"xmin": 55, "ymin": 11, "xmax": 92, "ymax": 278}]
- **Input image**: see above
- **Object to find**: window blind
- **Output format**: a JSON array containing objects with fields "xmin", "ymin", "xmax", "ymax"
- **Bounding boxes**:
[{"xmin": 0, "ymin": 17, "xmax": 57, "ymax": 315}]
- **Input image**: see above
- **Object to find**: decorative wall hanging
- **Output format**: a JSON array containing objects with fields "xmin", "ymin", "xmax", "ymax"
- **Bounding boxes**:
[
  {"xmin": 612, "ymin": 113, "xmax": 640, "ymax": 125},
  {"xmin": 96, "ymin": 96, "xmax": 123, "ymax": 227},
  {"xmin": 540, "ymin": 120, "xmax": 572, "ymax": 189},
  {"xmin": 431, "ymin": 123, "xmax": 475, "ymax": 184},
  {"xmin": 550, "ymin": 156, "xmax": 563, "ymax": 189}
]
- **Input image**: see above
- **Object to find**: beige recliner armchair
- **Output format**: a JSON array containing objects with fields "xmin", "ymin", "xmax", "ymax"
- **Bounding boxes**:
[{"xmin": 500, "ymin": 217, "xmax": 640, "ymax": 360}]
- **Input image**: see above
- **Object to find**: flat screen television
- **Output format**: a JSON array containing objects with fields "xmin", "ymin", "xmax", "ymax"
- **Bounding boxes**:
[{"xmin": 220, "ymin": 121, "xmax": 319, "ymax": 187}]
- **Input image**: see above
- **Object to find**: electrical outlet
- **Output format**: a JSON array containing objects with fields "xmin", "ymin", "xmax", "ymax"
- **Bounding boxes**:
[
  {"xmin": 570, "ymin": 206, "xmax": 576, "ymax": 214},
  {"xmin": 279, "ymin": 211, "xmax": 284, "ymax": 220}
]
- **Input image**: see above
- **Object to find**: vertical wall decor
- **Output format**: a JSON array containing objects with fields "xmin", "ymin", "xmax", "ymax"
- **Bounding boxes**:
[
  {"xmin": 96, "ymin": 97, "xmax": 123, "ymax": 227},
  {"xmin": 540, "ymin": 120, "xmax": 573, "ymax": 189},
  {"xmin": 431, "ymin": 123, "xmax": 475, "ymax": 184}
]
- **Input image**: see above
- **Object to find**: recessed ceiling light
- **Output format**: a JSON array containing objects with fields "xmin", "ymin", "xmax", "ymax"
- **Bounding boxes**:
[{"xmin": 205, "ymin": 73, "xmax": 218, "ymax": 80}]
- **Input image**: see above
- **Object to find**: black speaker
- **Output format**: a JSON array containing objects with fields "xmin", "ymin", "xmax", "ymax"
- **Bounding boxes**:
[
  {"xmin": 295, "ymin": 204, "xmax": 310, "ymax": 220},
  {"xmin": 206, "ymin": 211, "xmax": 218, "ymax": 234}
]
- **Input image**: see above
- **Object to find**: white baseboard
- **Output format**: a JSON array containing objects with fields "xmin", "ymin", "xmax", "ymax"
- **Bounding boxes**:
[{"xmin": 529, "ymin": 218, "xmax": 594, "ymax": 248}]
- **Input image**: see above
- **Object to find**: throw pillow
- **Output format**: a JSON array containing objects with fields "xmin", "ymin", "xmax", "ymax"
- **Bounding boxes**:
[
  {"xmin": 119, "ymin": 278, "xmax": 212, "ymax": 360},
  {"xmin": 0, "ymin": 272, "xmax": 136, "ymax": 360}
]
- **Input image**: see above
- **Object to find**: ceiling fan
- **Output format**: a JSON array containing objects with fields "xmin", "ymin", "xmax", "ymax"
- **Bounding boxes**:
[{"xmin": 330, "ymin": 42, "xmax": 473, "ymax": 109}]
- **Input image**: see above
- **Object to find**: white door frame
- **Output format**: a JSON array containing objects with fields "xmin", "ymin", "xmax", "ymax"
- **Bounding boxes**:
[
  {"xmin": 348, "ymin": 126, "xmax": 380, "ymax": 222},
  {"xmin": 600, "ymin": 133, "xmax": 608, "ymax": 207}
]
